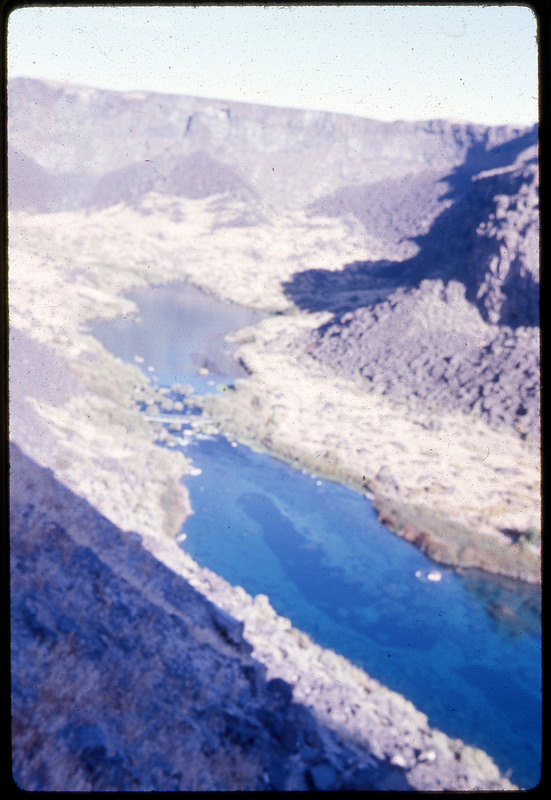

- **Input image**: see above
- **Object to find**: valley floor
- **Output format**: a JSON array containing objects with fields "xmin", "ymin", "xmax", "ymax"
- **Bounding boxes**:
[{"xmin": 8, "ymin": 203, "xmax": 539, "ymax": 789}]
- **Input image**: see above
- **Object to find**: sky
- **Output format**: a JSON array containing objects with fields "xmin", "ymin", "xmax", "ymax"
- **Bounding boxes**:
[{"xmin": 7, "ymin": 4, "xmax": 539, "ymax": 126}]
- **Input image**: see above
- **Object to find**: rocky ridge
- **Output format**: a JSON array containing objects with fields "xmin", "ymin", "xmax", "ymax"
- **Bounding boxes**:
[{"xmin": 8, "ymin": 76, "xmax": 531, "ymax": 213}]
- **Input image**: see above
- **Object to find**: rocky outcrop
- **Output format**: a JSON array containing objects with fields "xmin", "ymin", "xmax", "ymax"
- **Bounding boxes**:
[
  {"xmin": 299, "ymin": 279, "xmax": 539, "ymax": 438},
  {"xmin": 469, "ymin": 144, "xmax": 539, "ymax": 327},
  {"xmin": 288, "ymin": 139, "xmax": 539, "ymax": 439}
]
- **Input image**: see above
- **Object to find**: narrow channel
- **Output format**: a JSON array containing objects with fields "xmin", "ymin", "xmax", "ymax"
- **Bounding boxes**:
[{"xmin": 93, "ymin": 281, "xmax": 541, "ymax": 789}]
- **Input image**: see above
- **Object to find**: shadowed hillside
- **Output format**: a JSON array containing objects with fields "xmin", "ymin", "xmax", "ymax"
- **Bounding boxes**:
[
  {"xmin": 284, "ymin": 135, "xmax": 539, "ymax": 438},
  {"xmin": 11, "ymin": 443, "xmax": 422, "ymax": 792}
]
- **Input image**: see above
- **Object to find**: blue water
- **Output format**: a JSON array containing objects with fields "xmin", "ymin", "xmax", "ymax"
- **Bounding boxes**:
[
  {"xmin": 92, "ymin": 281, "xmax": 263, "ymax": 394},
  {"xmin": 93, "ymin": 281, "xmax": 541, "ymax": 788},
  {"xmin": 182, "ymin": 436, "xmax": 541, "ymax": 788}
]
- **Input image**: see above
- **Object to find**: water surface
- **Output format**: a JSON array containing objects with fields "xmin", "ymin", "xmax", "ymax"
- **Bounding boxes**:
[
  {"xmin": 93, "ymin": 280, "xmax": 541, "ymax": 788},
  {"xmin": 92, "ymin": 281, "xmax": 263, "ymax": 393},
  {"xmin": 182, "ymin": 435, "xmax": 541, "ymax": 788}
]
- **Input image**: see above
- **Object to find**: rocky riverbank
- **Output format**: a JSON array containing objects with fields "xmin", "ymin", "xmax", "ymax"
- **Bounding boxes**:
[
  {"xmin": 10, "ymin": 443, "xmax": 516, "ymax": 791},
  {"xmin": 199, "ymin": 310, "xmax": 540, "ymax": 584}
]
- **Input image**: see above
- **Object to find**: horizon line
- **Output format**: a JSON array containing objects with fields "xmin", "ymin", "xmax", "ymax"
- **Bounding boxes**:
[{"xmin": 8, "ymin": 74, "xmax": 539, "ymax": 131}]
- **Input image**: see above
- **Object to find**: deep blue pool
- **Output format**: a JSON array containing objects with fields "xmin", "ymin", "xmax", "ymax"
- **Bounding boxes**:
[
  {"xmin": 93, "ymin": 281, "xmax": 541, "ymax": 788},
  {"xmin": 181, "ymin": 434, "xmax": 541, "ymax": 788}
]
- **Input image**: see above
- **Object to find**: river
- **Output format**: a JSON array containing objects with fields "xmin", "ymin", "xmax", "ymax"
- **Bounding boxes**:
[{"xmin": 93, "ymin": 280, "xmax": 541, "ymax": 788}]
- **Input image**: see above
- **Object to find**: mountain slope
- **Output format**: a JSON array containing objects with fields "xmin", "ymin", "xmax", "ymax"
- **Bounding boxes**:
[{"xmin": 10, "ymin": 443, "xmax": 410, "ymax": 791}]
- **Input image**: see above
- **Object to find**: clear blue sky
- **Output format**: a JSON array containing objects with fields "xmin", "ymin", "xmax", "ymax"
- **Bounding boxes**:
[{"xmin": 7, "ymin": 4, "xmax": 539, "ymax": 126}]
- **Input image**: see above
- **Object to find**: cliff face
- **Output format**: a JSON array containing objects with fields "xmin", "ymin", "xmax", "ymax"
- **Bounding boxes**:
[
  {"xmin": 8, "ymin": 76, "xmax": 530, "ymax": 211},
  {"xmin": 285, "ymin": 135, "xmax": 539, "ymax": 438},
  {"xmin": 308, "ymin": 131, "xmax": 539, "ymax": 326},
  {"xmin": 469, "ymin": 145, "xmax": 539, "ymax": 328}
]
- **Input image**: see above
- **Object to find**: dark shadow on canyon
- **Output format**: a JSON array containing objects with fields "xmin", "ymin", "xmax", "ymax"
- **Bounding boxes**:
[{"xmin": 283, "ymin": 127, "xmax": 539, "ymax": 329}]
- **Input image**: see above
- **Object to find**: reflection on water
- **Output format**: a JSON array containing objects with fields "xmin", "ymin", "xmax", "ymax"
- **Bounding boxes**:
[
  {"xmin": 92, "ymin": 281, "xmax": 264, "ymax": 393},
  {"xmin": 93, "ymin": 280, "xmax": 541, "ymax": 789}
]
